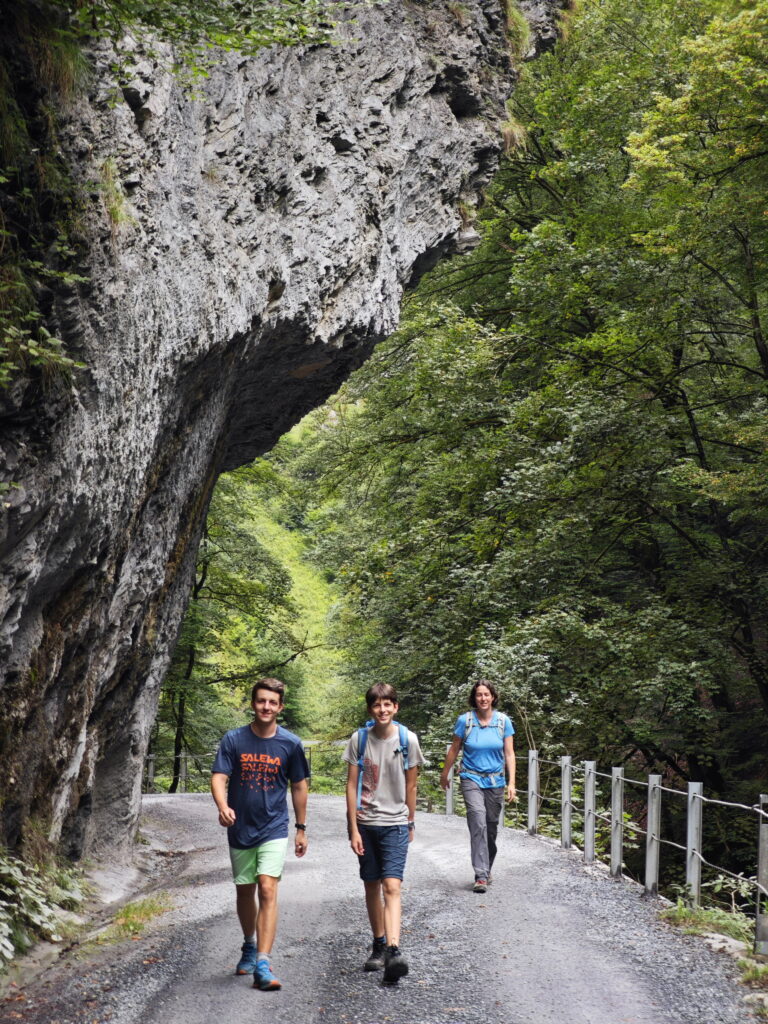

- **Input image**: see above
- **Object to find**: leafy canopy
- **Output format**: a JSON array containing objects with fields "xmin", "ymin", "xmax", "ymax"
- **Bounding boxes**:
[{"xmin": 278, "ymin": 0, "xmax": 768, "ymax": 819}]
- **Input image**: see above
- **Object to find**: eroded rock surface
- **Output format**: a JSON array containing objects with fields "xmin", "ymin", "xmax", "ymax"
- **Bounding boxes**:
[{"xmin": 0, "ymin": 0, "xmax": 550, "ymax": 859}]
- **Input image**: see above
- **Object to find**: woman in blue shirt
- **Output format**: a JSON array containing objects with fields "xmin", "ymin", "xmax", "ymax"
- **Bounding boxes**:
[{"xmin": 440, "ymin": 680, "xmax": 517, "ymax": 892}]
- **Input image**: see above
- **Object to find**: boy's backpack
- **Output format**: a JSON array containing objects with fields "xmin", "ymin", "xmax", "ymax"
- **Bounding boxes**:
[{"xmin": 356, "ymin": 720, "xmax": 410, "ymax": 810}]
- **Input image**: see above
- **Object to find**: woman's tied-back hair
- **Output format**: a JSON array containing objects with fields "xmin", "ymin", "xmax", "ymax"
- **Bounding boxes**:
[
  {"xmin": 251, "ymin": 677, "xmax": 286, "ymax": 703},
  {"xmin": 365, "ymin": 682, "xmax": 399, "ymax": 708},
  {"xmin": 469, "ymin": 679, "xmax": 499, "ymax": 708}
]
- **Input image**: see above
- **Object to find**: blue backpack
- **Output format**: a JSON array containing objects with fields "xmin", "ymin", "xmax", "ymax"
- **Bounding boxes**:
[{"xmin": 356, "ymin": 720, "xmax": 410, "ymax": 810}]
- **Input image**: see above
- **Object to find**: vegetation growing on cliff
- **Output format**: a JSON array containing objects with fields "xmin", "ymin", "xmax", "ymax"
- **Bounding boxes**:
[
  {"xmin": 0, "ymin": 850, "xmax": 85, "ymax": 966},
  {"xmin": 0, "ymin": 5, "xmax": 89, "ymax": 391},
  {"xmin": 0, "ymin": 0, "xmax": 346, "ymax": 393},
  {"xmin": 46, "ymin": 0, "xmax": 343, "ymax": 76}
]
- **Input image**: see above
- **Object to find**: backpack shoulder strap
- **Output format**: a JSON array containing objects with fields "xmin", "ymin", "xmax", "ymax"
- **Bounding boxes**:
[
  {"xmin": 357, "ymin": 725, "xmax": 369, "ymax": 765},
  {"xmin": 397, "ymin": 722, "xmax": 409, "ymax": 770},
  {"xmin": 356, "ymin": 725, "xmax": 370, "ymax": 810},
  {"xmin": 462, "ymin": 709, "xmax": 475, "ymax": 745}
]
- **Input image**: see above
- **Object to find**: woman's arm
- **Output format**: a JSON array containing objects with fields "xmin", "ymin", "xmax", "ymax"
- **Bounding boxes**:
[
  {"xmin": 440, "ymin": 735, "xmax": 463, "ymax": 791},
  {"xmin": 504, "ymin": 735, "xmax": 517, "ymax": 802}
]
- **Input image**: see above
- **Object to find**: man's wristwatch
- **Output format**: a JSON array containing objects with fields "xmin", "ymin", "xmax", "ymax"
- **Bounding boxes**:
[
  {"xmin": 295, "ymin": 823, "xmax": 307, "ymax": 831},
  {"xmin": 407, "ymin": 821, "xmax": 415, "ymax": 831}
]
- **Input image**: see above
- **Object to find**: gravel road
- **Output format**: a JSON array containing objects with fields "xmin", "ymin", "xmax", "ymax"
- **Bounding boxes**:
[{"xmin": 1, "ymin": 793, "xmax": 756, "ymax": 1024}]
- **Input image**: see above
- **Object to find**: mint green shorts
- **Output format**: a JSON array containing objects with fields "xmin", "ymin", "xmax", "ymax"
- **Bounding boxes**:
[{"xmin": 229, "ymin": 838, "xmax": 288, "ymax": 884}]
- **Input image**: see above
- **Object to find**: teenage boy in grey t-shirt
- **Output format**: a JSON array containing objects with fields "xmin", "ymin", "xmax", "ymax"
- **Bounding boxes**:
[{"xmin": 344, "ymin": 683, "xmax": 425, "ymax": 983}]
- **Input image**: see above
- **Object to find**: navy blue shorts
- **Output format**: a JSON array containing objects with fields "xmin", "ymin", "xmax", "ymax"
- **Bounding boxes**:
[{"xmin": 357, "ymin": 824, "xmax": 409, "ymax": 881}]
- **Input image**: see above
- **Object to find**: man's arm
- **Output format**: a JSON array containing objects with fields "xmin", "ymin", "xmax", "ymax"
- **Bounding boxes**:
[
  {"xmin": 290, "ymin": 777, "xmax": 309, "ymax": 857},
  {"xmin": 345, "ymin": 764, "xmax": 364, "ymax": 854},
  {"xmin": 405, "ymin": 765, "xmax": 418, "ymax": 843},
  {"xmin": 211, "ymin": 772, "xmax": 236, "ymax": 826}
]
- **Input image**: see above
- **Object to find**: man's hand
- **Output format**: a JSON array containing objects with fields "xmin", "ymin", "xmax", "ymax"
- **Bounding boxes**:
[
  {"xmin": 217, "ymin": 806, "xmax": 236, "ymax": 827},
  {"xmin": 295, "ymin": 831, "xmax": 308, "ymax": 858}
]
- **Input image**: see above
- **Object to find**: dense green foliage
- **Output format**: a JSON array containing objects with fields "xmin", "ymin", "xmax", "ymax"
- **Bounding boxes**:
[
  {"xmin": 273, "ymin": 0, "xmax": 768, "ymax": 813},
  {"xmin": 151, "ymin": 457, "xmax": 344, "ymax": 789},
  {"xmin": 0, "ymin": 850, "xmax": 85, "ymax": 966}
]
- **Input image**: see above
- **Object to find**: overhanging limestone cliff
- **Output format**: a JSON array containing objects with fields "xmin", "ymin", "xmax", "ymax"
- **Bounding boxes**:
[{"xmin": 0, "ymin": 0, "xmax": 525, "ymax": 860}]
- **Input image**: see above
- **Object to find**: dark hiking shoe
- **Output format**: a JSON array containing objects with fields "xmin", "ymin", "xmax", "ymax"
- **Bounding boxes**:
[
  {"xmin": 473, "ymin": 878, "xmax": 487, "ymax": 893},
  {"xmin": 235, "ymin": 940, "xmax": 257, "ymax": 975},
  {"xmin": 383, "ymin": 945, "xmax": 409, "ymax": 984},
  {"xmin": 253, "ymin": 958, "xmax": 282, "ymax": 990},
  {"xmin": 364, "ymin": 938, "xmax": 387, "ymax": 971}
]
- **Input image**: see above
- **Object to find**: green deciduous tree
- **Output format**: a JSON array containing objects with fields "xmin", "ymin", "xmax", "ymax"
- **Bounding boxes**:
[
  {"xmin": 154, "ymin": 468, "xmax": 308, "ymax": 790},
  {"xmin": 289, "ymin": 0, "xmax": 768, "ymax": 814}
]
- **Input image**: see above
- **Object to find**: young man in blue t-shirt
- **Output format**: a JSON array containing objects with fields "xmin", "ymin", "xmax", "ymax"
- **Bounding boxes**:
[{"xmin": 211, "ymin": 678, "xmax": 310, "ymax": 991}]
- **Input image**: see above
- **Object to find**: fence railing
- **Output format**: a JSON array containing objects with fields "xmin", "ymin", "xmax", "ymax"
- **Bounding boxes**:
[
  {"xmin": 461, "ymin": 750, "xmax": 767, "ymax": 956},
  {"xmin": 143, "ymin": 751, "xmax": 220, "ymax": 793},
  {"xmin": 144, "ymin": 742, "xmax": 450, "ymax": 807}
]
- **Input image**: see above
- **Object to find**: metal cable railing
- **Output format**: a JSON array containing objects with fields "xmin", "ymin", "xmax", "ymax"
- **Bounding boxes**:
[{"xmin": 489, "ymin": 750, "xmax": 768, "ymax": 957}]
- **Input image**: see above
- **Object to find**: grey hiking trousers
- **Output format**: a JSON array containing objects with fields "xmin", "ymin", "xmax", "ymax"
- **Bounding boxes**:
[{"xmin": 460, "ymin": 777, "xmax": 504, "ymax": 881}]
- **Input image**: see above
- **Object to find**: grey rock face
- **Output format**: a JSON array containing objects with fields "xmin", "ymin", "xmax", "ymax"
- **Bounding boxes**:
[{"xmin": 0, "ymin": 0, "xmax": 550, "ymax": 860}]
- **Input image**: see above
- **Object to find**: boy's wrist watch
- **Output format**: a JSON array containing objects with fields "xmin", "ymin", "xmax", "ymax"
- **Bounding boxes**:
[
  {"xmin": 295, "ymin": 823, "xmax": 307, "ymax": 831},
  {"xmin": 407, "ymin": 821, "xmax": 415, "ymax": 830}
]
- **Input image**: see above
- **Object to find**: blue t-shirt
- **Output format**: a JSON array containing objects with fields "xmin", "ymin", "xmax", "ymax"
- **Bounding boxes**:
[
  {"xmin": 211, "ymin": 724, "xmax": 310, "ymax": 849},
  {"xmin": 454, "ymin": 711, "xmax": 515, "ymax": 789}
]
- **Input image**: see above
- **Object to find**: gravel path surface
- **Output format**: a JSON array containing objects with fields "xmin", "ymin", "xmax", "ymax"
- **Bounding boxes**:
[{"xmin": 1, "ymin": 793, "xmax": 756, "ymax": 1024}]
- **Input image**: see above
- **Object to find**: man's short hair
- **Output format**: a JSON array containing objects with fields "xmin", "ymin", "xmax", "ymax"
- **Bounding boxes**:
[
  {"xmin": 365, "ymin": 682, "xmax": 399, "ymax": 708},
  {"xmin": 251, "ymin": 678, "xmax": 286, "ymax": 704}
]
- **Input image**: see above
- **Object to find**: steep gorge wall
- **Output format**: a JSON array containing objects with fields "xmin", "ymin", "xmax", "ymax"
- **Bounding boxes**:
[{"xmin": 0, "ymin": 0, "xmax": 550, "ymax": 860}]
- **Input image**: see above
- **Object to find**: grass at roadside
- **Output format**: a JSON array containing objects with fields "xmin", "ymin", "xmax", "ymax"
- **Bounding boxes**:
[
  {"xmin": 86, "ymin": 894, "xmax": 172, "ymax": 947},
  {"xmin": 659, "ymin": 899, "xmax": 754, "ymax": 945}
]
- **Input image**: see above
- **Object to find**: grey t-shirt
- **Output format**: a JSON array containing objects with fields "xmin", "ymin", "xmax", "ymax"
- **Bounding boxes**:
[{"xmin": 343, "ymin": 726, "xmax": 425, "ymax": 825}]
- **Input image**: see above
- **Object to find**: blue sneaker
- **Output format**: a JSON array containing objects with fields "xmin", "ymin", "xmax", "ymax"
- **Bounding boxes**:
[
  {"xmin": 253, "ymin": 958, "xmax": 282, "ymax": 991},
  {"xmin": 235, "ymin": 940, "xmax": 257, "ymax": 975}
]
